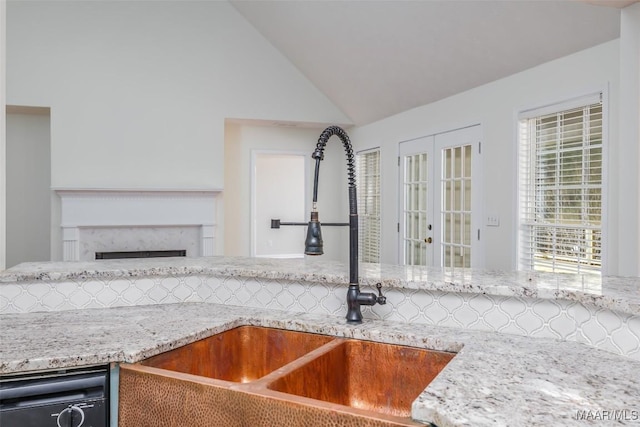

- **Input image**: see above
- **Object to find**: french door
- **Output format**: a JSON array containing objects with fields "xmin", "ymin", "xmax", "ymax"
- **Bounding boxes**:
[
  {"xmin": 399, "ymin": 135, "xmax": 435, "ymax": 266},
  {"xmin": 399, "ymin": 125, "xmax": 482, "ymax": 267}
]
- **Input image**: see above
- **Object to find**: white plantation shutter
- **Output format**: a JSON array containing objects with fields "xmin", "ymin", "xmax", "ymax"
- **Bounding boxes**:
[
  {"xmin": 518, "ymin": 93, "xmax": 603, "ymax": 275},
  {"xmin": 356, "ymin": 149, "xmax": 381, "ymax": 263}
]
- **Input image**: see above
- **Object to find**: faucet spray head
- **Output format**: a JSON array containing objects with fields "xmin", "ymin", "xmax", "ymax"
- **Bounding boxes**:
[{"xmin": 304, "ymin": 211, "xmax": 323, "ymax": 255}]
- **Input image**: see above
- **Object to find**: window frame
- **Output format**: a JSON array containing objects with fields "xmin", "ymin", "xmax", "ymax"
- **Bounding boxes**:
[
  {"xmin": 516, "ymin": 91, "xmax": 608, "ymax": 275},
  {"xmin": 356, "ymin": 147, "xmax": 382, "ymax": 264}
]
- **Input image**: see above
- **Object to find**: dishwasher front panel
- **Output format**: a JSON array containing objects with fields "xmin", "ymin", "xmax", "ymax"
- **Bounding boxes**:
[{"xmin": 0, "ymin": 366, "xmax": 109, "ymax": 427}]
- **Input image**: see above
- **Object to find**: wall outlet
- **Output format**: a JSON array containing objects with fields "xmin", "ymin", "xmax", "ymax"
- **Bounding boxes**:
[{"xmin": 486, "ymin": 214, "xmax": 500, "ymax": 227}]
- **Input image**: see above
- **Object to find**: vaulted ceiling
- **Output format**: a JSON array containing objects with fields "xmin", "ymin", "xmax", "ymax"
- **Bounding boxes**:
[{"xmin": 231, "ymin": 0, "xmax": 628, "ymax": 126}]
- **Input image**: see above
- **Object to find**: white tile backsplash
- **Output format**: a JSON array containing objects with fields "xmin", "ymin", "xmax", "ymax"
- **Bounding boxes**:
[{"xmin": 1, "ymin": 274, "xmax": 639, "ymax": 360}]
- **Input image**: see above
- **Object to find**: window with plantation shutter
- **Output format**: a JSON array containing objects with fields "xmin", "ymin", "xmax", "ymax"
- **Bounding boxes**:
[
  {"xmin": 357, "ymin": 149, "xmax": 381, "ymax": 263},
  {"xmin": 518, "ymin": 93, "xmax": 603, "ymax": 275}
]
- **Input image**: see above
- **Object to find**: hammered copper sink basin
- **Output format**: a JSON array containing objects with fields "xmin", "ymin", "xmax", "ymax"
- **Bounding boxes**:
[
  {"xmin": 267, "ymin": 339, "xmax": 455, "ymax": 418},
  {"xmin": 120, "ymin": 326, "xmax": 456, "ymax": 426},
  {"xmin": 140, "ymin": 325, "xmax": 333, "ymax": 382}
]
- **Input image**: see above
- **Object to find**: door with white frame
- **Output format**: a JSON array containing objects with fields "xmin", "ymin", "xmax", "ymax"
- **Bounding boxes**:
[
  {"xmin": 252, "ymin": 151, "xmax": 307, "ymax": 258},
  {"xmin": 399, "ymin": 125, "xmax": 483, "ymax": 267}
]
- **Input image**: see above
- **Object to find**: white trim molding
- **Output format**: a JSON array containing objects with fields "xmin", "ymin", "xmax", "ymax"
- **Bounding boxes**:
[{"xmin": 55, "ymin": 189, "xmax": 221, "ymax": 261}]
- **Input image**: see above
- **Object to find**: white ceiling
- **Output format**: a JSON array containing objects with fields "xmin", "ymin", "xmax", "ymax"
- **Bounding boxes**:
[{"xmin": 231, "ymin": 0, "xmax": 625, "ymax": 126}]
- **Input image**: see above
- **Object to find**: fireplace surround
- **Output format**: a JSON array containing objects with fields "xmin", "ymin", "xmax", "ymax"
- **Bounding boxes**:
[{"xmin": 55, "ymin": 189, "xmax": 221, "ymax": 261}]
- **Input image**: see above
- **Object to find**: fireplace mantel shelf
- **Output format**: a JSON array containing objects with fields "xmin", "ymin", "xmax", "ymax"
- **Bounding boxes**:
[{"xmin": 53, "ymin": 187, "xmax": 223, "ymax": 195}]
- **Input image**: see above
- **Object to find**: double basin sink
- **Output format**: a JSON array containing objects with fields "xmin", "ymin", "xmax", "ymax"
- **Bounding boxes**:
[{"xmin": 120, "ymin": 326, "xmax": 455, "ymax": 426}]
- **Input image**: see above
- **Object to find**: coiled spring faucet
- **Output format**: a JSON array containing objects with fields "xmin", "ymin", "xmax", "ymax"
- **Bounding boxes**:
[{"xmin": 304, "ymin": 126, "xmax": 386, "ymax": 324}]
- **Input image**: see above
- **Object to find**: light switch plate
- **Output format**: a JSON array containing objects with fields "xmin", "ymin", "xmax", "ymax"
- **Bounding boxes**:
[{"xmin": 486, "ymin": 214, "xmax": 500, "ymax": 227}]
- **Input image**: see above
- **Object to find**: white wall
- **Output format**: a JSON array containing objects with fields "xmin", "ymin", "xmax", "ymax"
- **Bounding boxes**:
[
  {"xmin": 6, "ymin": 111, "xmax": 51, "ymax": 268},
  {"xmin": 618, "ymin": 3, "xmax": 640, "ymax": 276},
  {"xmin": 5, "ymin": 1, "xmax": 349, "ymax": 262},
  {"xmin": 224, "ymin": 123, "xmax": 348, "ymax": 261},
  {"xmin": 351, "ymin": 40, "xmax": 623, "ymax": 273},
  {"xmin": 0, "ymin": 0, "xmax": 6, "ymax": 271},
  {"xmin": 6, "ymin": 0, "xmax": 349, "ymax": 189}
]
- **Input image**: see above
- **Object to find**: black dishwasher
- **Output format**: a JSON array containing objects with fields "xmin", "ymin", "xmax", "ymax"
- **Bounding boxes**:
[{"xmin": 0, "ymin": 365, "xmax": 109, "ymax": 427}]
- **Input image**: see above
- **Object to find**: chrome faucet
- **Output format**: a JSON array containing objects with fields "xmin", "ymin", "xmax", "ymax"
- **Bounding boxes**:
[{"xmin": 304, "ymin": 126, "xmax": 386, "ymax": 324}]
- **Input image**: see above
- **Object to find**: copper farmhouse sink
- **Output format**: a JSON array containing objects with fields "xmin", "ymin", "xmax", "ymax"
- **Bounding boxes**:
[
  {"xmin": 140, "ymin": 326, "xmax": 333, "ymax": 382},
  {"xmin": 266, "ymin": 339, "xmax": 455, "ymax": 418},
  {"xmin": 124, "ymin": 326, "xmax": 457, "ymax": 426}
]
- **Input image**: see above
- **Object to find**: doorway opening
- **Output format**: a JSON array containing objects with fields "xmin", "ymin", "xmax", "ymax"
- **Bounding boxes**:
[{"xmin": 6, "ymin": 106, "xmax": 52, "ymax": 268}]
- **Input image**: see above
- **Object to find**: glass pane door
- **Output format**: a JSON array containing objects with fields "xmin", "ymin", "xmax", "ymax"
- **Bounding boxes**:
[
  {"xmin": 399, "ymin": 136, "xmax": 434, "ymax": 266},
  {"xmin": 441, "ymin": 145, "xmax": 472, "ymax": 268},
  {"xmin": 434, "ymin": 125, "xmax": 483, "ymax": 268},
  {"xmin": 398, "ymin": 126, "xmax": 482, "ymax": 268}
]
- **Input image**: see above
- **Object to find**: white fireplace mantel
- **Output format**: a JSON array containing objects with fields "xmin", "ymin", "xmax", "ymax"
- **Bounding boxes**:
[{"xmin": 55, "ymin": 188, "xmax": 222, "ymax": 261}]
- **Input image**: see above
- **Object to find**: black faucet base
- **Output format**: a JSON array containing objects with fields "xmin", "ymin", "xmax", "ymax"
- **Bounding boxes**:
[
  {"xmin": 346, "ymin": 284, "xmax": 364, "ymax": 323},
  {"xmin": 346, "ymin": 283, "xmax": 386, "ymax": 324}
]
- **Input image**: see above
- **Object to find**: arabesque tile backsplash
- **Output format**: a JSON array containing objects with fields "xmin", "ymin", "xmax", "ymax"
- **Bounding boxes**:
[{"xmin": 1, "ymin": 274, "xmax": 638, "ymax": 360}]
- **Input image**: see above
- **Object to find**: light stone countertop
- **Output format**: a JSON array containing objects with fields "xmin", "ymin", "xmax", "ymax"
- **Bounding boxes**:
[
  {"xmin": 0, "ymin": 303, "xmax": 639, "ymax": 426},
  {"xmin": 2, "ymin": 256, "xmax": 639, "ymax": 316}
]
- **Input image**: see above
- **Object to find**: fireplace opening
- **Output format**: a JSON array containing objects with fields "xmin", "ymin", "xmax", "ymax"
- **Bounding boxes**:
[{"xmin": 95, "ymin": 250, "xmax": 187, "ymax": 260}]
